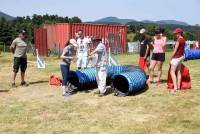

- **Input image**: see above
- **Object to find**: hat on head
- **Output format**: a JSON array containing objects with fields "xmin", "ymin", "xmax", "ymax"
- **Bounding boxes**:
[
  {"xmin": 173, "ymin": 28, "xmax": 184, "ymax": 34},
  {"xmin": 139, "ymin": 28, "xmax": 146, "ymax": 34},
  {"xmin": 18, "ymin": 29, "xmax": 26, "ymax": 34},
  {"xmin": 92, "ymin": 37, "xmax": 102, "ymax": 42},
  {"xmin": 69, "ymin": 39, "xmax": 77, "ymax": 47}
]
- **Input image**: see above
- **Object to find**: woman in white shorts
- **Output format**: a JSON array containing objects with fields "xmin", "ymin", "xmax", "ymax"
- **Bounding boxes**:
[{"xmin": 170, "ymin": 28, "xmax": 185, "ymax": 92}]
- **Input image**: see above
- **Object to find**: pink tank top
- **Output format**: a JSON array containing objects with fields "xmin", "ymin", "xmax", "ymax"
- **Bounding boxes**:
[{"xmin": 153, "ymin": 38, "xmax": 165, "ymax": 53}]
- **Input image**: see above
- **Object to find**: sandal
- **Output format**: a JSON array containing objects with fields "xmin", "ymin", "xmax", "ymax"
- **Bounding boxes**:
[
  {"xmin": 156, "ymin": 81, "xmax": 161, "ymax": 86},
  {"xmin": 62, "ymin": 92, "xmax": 70, "ymax": 97},
  {"xmin": 147, "ymin": 80, "xmax": 154, "ymax": 85}
]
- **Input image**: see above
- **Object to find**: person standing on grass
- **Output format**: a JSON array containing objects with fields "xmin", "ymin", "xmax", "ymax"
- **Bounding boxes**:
[
  {"xmin": 89, "ymin": 37, "xmax": 107, "ymax": 97},
  {"xmin": 60, "ymin": 39, "xmax": 77, "ymax": 96},
  {"xmin": 170, "ymin": 28, "xmax": 185, "ymax": 92},
  {"xmin": 147, "ymin": 28, "xmax": 167, "ymax": 85},
  {"xmin": 76, "ymin": 30, "xmax": 91, "ymax": 69},
  {"xmin": 10, "ymin": 30, "xmax": 29, "ymax": 88},
  {"xmin": 138, "ymin": 28, "xmax": 152, "ymax": 72}
]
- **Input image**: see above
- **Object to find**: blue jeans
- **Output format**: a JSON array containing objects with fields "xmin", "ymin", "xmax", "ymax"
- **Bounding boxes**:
[{"xmin": 60, "ymin": 65, "xmax": 70, "ymax": 86}]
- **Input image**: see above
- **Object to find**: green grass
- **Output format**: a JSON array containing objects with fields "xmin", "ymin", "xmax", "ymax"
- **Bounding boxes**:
[{"xmin": 0, "ymin": 52, "xmax": 200, "ymax": 134}]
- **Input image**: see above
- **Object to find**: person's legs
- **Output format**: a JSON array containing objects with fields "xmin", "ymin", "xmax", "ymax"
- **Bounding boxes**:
[
  {"xmin": 60, "ymin": 65, "xmax": 69, "ymax": 95},
  {"xmin": 157, "ymin": 61, "xmax": 163, "ymax": 82},
  {"xmin": 12, "ymin": 57, "xmax": 20, "ymax": 86},
  {"xmin": 82, "ymin": 56, "xmax": 88, "ymax": 69},
  {"xmin": 20, "ymin": 58, "xmax": 27, "ymax": 85},
  {"xmin": 177, "ymin": 64, "xmax": 182, "ymax": 89},
  {"xmin": 12, "ymin": 72, "xmax": 17, "ymax": 85},
  {"xmin": 146, "ymin": 56, "xmax": 151, "ymax": 74},
  {"xmin": 98, "ymin": 69, "xmax": 107, "ymax": 94},
  {"xmin": 170, "ymin": 64, "xmax": 178, "ymax": 90},
  {"xmin": 77, "ymin": 57, "xmax": 82, "ymax": 69},
  {"xmin": 94, "ymin": 68, "xmax": 101, "ymax": 94},
  {"xmin": 147, "ymin": 60, "xmax": 157, "ymax": 83}
]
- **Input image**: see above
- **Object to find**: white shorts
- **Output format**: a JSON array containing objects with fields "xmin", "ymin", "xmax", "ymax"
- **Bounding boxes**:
[
  {"xmin": 170, "ymin": 56, "xmax": 184, "ymax": 68},
  {"xmin": 77, "ymin": 56, "xmax": 88, "ymax": 68}
]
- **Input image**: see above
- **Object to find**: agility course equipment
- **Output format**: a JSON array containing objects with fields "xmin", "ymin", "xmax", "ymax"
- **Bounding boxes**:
[
  {"xmin": 112, "ymin": 68, "xmax": 147, "ymax": 95},
  {"xmin": 68, "ymin": 65, "xmax": 147, "ymax": 95},
  {"xmin": 184, "ymin": 49, "xmax": 200, "ymax": 60},
  {"xmin": 167, "ymin": 64, "xmax": 191, "ymax": 90},
  {"xmin": 36, "ymin": 49, "xmax": 46, "ymax": 69},
  {"xmin": 68, "ymin": 65, "xmax": 130, "ymax": 90}
]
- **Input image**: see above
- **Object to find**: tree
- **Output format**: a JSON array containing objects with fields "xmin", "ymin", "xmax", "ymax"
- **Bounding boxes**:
[{"xmin": 71, "ymin": 16, "xmax": 82, "ymax": 23}]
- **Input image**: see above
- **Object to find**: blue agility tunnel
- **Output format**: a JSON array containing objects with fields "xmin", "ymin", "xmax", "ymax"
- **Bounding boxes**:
[
  {"xmin": 184, "ymin": 49, "xmax": 200, "ymax": 60},
  {"xmin": 68, "ymin": 65, "xmax": 144, "ymax": 90},
  {"xmin": 68, "ymin": 65, "xmax": 130, "ymax": 90},
  {"xmin": 112, "ymin": 68, "xmax": 147, "ymax": 95}
]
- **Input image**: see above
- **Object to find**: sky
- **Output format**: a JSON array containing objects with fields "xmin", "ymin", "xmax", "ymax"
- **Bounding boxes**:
[{"xmin": 0, "ymin": 0, "xmax": 199, "ymax": 25}]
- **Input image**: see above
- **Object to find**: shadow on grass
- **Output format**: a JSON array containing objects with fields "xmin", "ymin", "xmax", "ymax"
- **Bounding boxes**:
[
  {"xmin": 29, "ymin": 80, "xmax": 49, "ymax": 85},
  {"xmin": 0, "ymin": 89, "xmax": 9, "ymax": 93},
  {"xmin": 132, "ymin": 84, "xmax": 149, "ymax": 96}
]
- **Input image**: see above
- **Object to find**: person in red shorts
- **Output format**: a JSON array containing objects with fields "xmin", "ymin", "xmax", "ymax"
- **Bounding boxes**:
[{"xmin": 170, "ymin": 28, "xmax": 185, "ymax": 92}]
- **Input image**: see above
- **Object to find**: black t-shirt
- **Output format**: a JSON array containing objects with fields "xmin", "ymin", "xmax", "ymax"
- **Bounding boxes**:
[{"xmin": 139, "ymin": 35, "xmax": 151, "ymax": 57}]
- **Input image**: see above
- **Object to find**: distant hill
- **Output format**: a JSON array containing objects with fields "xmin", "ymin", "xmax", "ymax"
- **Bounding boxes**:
[
  {"xmin": 94, "ymin": 17, "xmax": 135, "ymax": 24},
  {"xmin": 93, "ymin": 17, "xmax": 190, "ymax": 26},
  {"xmin": 156, "ymin": 20, "xmax": 189, "ymax": 26},
  {"xmin": 0, "ymin": 11, "xmax": 15, "ymax": 20}
]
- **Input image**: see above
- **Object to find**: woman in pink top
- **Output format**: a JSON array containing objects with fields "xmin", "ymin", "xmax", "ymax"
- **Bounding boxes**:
[{"xmin": 147, "ymin": 28, "xmax": 167, "ymax": 85}]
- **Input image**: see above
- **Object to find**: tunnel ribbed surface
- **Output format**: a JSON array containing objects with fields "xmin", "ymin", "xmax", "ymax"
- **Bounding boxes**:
[
  {"xmin": 68, "ymin": 65, "xmax": 146, "ymax": 91},
  {"xmin": 112, "ymin": 70, "xmax": 147, "ymax": 95}
]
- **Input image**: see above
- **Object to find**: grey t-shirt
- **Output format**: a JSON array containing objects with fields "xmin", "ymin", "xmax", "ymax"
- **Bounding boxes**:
[
  {"xmin": 60, "ymin": 46, "xmax": 75, "ymax": 66},
  {"xmin": 10, "ymin": 37, "xmax": 28, "ymax": 58},
  {"xmin": 95, "ymin": 43, "xmax": 107, "ymax": 69}
]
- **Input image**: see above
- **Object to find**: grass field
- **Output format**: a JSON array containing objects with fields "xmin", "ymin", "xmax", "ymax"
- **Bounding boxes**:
[{"xmin": 0, "ymin": 52, "xmax": 200, "ymax": 134}]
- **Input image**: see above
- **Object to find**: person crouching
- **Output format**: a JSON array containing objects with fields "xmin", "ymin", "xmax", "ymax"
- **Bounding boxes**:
[
  {"xmin": 60, "ymin": 39, "xmax": 77, "ymax": 96},
  {"xmin": 89, "ymin": 37, "xmax": 107, "ymax": 97}
]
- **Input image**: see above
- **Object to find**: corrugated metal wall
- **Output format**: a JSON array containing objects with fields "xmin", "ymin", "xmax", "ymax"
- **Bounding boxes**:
[
  {"xmin": 43, "ymin": 24, "xmax": 56, "ymax": 50},
  {"xmin": 55, "ymin": 23, "xmax": 71, "ymax": 52},
  {"xmin": 70, "ymin": 23, "xmax": 127, "ymax": 52},
  {"xmin": 34, "ymin": 27, "xmax": 47, "ymax": 56},
  {"xmin": 34, "ymin": 23, "xmax": 127, "ymax": 56}
]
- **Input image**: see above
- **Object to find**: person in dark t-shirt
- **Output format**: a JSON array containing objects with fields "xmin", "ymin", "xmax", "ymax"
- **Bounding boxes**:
[{"xmin": 138, "ymin": 28, "xmax": 152, "ymax": 71}]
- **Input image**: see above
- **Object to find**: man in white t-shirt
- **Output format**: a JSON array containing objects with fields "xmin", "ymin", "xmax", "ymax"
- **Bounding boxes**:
[{"xmin": 76, "ymin": 30, "xmax": 90, "ymax": 69}]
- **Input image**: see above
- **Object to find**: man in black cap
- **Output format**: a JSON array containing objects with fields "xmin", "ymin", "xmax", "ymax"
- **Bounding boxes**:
[{"xmin": 10, "ymin": 29, "xmax": 29, "ymax": 87}]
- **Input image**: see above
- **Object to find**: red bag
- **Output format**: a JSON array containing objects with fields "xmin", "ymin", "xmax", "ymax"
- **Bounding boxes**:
[
  {"xmin": 139, "ymin": 57, "xmax": 147, "ymax": 71},
  {"xmin": 50, "ymin": 75, "xmax": 62, "ymax": 86},
  {"xmin": 167, "ymin": 64, "xmax": 191, "ymax": 90}
]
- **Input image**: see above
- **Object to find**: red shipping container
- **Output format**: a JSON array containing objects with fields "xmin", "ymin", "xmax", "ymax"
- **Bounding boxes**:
[
  {"xmin": 43, "ymin": 24, "xmax": 56, "ymax": 51},
  {"xmin": 70, "ymin": 23, "xmax": 127, "ymax": 52},
  {"xmin": 34, "ymin": 23, "xmax": 127, "ymax": 56},
  {"xmin": 34, "ymin": 27, "xmax": 47, "ymax": 56},
  {"xmin": 55, "ymin": 23, "xmax": 71, "ymax": 52}
]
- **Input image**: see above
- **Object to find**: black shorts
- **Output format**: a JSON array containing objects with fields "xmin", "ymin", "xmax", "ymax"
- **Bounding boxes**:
[
  {"xmin": 151, "ymin": 53, "xmax": 165, "ymax": 62},
  {"xmin": 13, "ymin": 57, "xmax": 27, "ymax": 73}
]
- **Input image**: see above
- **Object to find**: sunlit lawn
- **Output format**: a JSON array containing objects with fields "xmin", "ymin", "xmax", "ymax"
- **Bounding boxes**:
[{"xmin": 0, "ymin": 52, "xmax": 200, "ymax": 134}]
